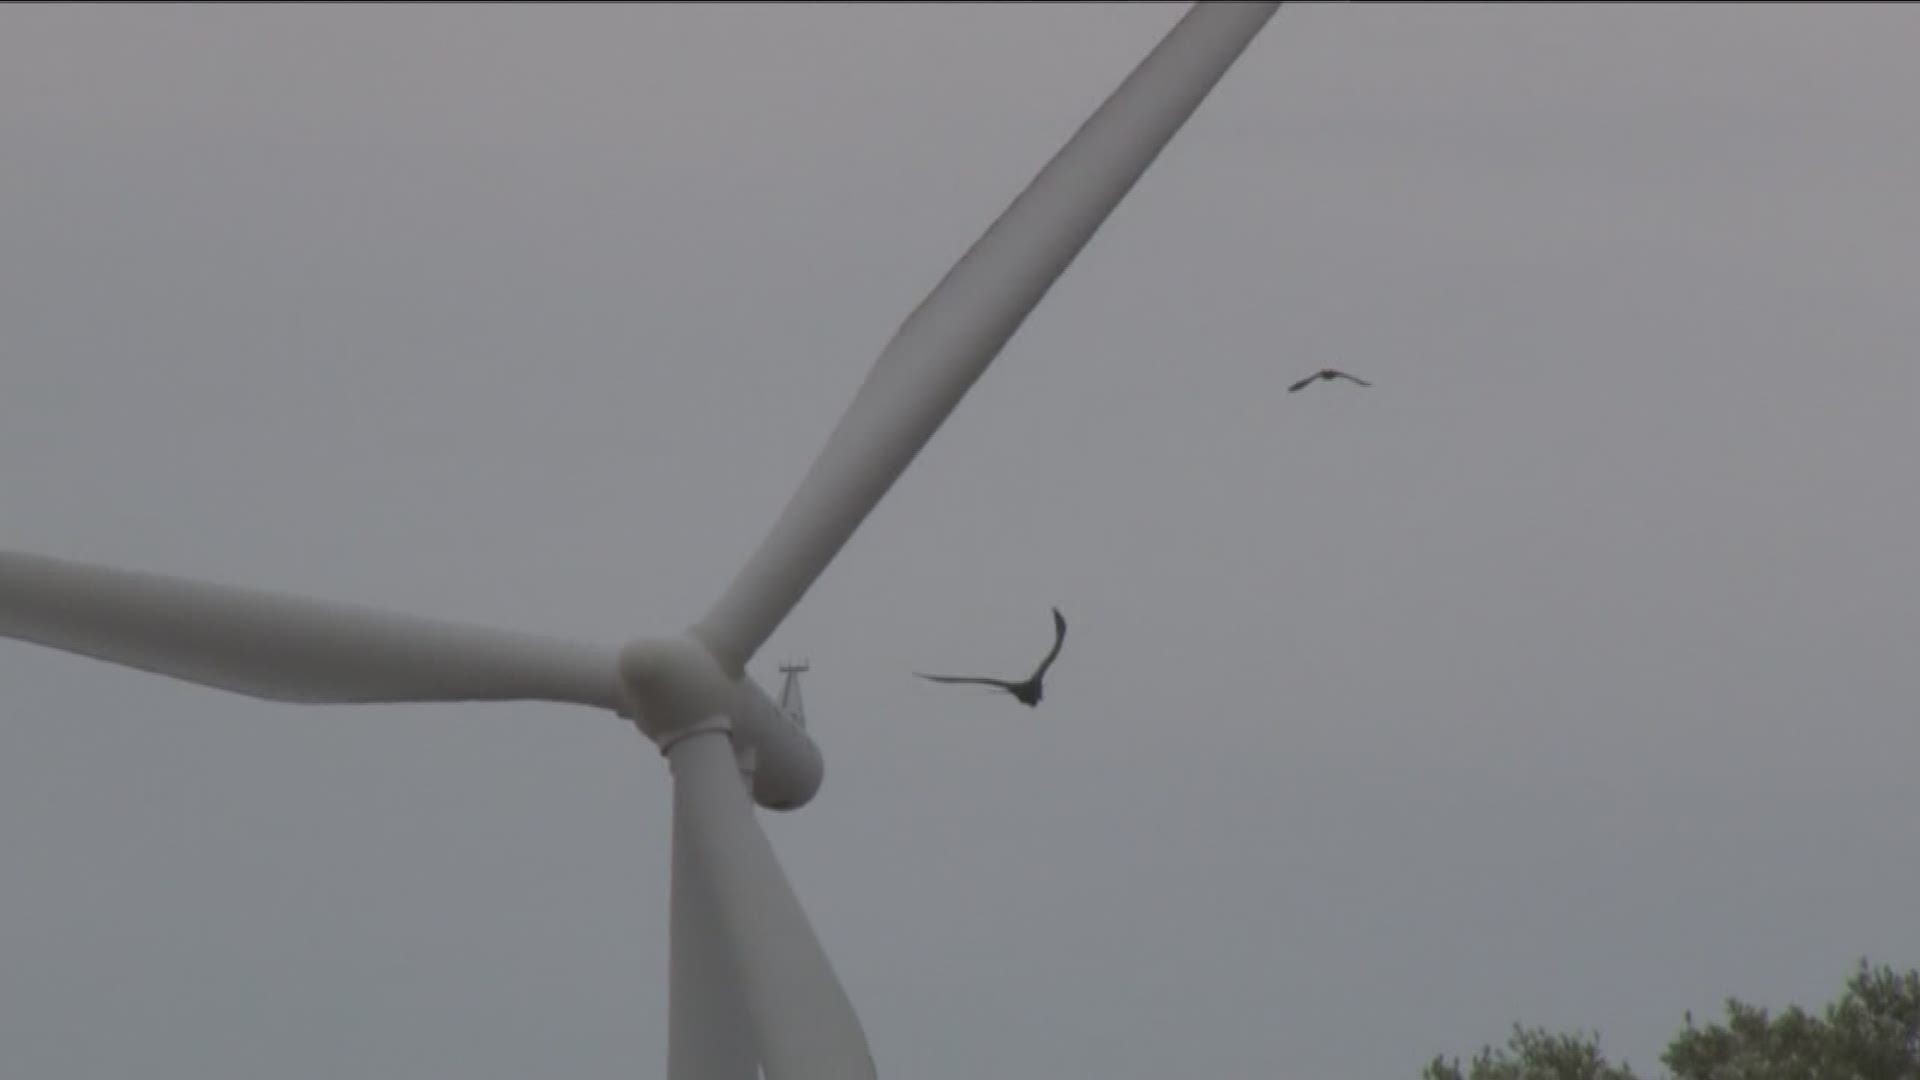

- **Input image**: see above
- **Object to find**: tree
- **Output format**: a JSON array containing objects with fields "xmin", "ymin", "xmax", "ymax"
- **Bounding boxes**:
[
  {"xmin": 1423, "ymin": 959, "xmax": 1920, "ymax": 1080},
  {"xmin": 1662, "ymin": 959, "xmax": 1920, "ymax": 1080},
  {"xmin": 1423, "ymin": 1025, "xmax": 1642, "ymax": 1080}
]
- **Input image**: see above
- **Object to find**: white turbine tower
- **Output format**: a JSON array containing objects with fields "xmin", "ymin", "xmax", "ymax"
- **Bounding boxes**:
[{"xmin": 0, "ymin": 4, "xmax": 1283, "ymax": 1078}]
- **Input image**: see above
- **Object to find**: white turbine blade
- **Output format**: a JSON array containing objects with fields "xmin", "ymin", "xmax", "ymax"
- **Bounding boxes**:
[
  {"xmin": 0, "ymin": 550, "xmax": 618, "ymax": 709},
  {"xmin": 692, "ymin": 1, "xmax": 1282, "ymax": 673},
  {"xmin": 668, "ymin": 730, "xmax": 874, "ymax": 1080}
]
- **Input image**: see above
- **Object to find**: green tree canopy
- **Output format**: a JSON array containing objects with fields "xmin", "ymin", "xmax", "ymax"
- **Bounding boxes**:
[
  {"xmin": 1423, "ymin": 959, "xmax": 1920, "ymax": 1080},
  {"xmin": 1423, "ymin": 1025, "xmax": 1642, "ymax": 1080}
]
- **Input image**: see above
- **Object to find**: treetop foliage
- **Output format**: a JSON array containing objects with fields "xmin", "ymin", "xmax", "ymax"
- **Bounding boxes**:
[{"xmin": 1423, "ymin": 959, "xmax": 1920, "ymax": 1080}]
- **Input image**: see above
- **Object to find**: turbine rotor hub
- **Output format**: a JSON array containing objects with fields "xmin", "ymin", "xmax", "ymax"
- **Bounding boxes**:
[
  {"xmin": 616, "ymin": 635, "xmax": 740, "ymax": 750},
  {"xmin": 616, "ymin": 633, "xmax": 828, "ymax": 813}
]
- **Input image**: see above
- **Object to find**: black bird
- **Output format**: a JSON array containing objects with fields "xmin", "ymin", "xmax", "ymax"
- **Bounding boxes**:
[
  {"xmin": 1288, "ymin": 368, "xmax": 1373, "ymax": 393},
  {"xmin": 915, "ymin": 607, "xmax": 1068, "ymax": 708}
]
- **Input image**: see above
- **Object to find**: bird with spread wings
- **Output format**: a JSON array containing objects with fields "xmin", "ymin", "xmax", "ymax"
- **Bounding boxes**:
[
  {"xmin": 916, "ymin": 607, "xmax": 1068, "ymax": 708},
  {"xmin": 1288, "ymin": 368, "xmax": 1373, "ymax": 393}
]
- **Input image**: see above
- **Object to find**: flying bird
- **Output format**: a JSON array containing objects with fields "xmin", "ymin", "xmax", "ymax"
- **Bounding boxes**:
[
  {"xmin": 915, "ymin": 607, "xmax": 1068, "ymax": 708},
  {"xmin": 1288, "ymin": 368, "xmax": 1373, "ymax": 393}
]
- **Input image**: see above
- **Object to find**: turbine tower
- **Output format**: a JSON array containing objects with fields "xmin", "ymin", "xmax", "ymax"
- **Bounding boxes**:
[{"xmin": 0, "ymin": 5, "xmax": 1284, "ymax": 1078}]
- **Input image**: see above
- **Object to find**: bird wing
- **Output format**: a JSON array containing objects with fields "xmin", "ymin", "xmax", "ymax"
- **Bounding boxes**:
[
  {"xmin": 1029, "ymin": 607, "xmax": 1069, "ymax": 681},
  {"xmin": 1331, "ymin": 370, "xmax": 1372, "ymax": 387},
  {"xmin": 1287, "ymin": 373, "xmax": 1318, "ymax": 393},
  {"xmin": 915, "ymin": 672, "xmax": 1019, "ymax": 691}
]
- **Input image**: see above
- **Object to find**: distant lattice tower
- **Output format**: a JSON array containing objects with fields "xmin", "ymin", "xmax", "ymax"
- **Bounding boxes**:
[{"xmin": 777, "ymin": 660, "xmax": 810, "ymax": 729}]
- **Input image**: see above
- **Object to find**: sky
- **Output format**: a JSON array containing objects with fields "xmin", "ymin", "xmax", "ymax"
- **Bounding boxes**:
[{"xmin": 3, "ymin": 3, "xmax": 1918, "ymax": 1078}]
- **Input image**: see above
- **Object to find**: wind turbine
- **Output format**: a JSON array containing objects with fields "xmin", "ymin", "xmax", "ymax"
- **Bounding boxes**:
[{"xmin": 0, "ymin": 4, "xmax": 1283, "ymax": 1078}]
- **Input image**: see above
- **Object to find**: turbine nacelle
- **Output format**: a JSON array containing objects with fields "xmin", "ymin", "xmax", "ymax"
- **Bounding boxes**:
[{"xmin": 617, "ymin": 635, "xmax": 824, "ymax": 813}]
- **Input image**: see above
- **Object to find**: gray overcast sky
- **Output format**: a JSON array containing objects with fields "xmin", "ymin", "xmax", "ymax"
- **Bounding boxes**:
[{"xmin": 3, "ymin": 3, "xmax": 1917, "ymax": 1078}]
